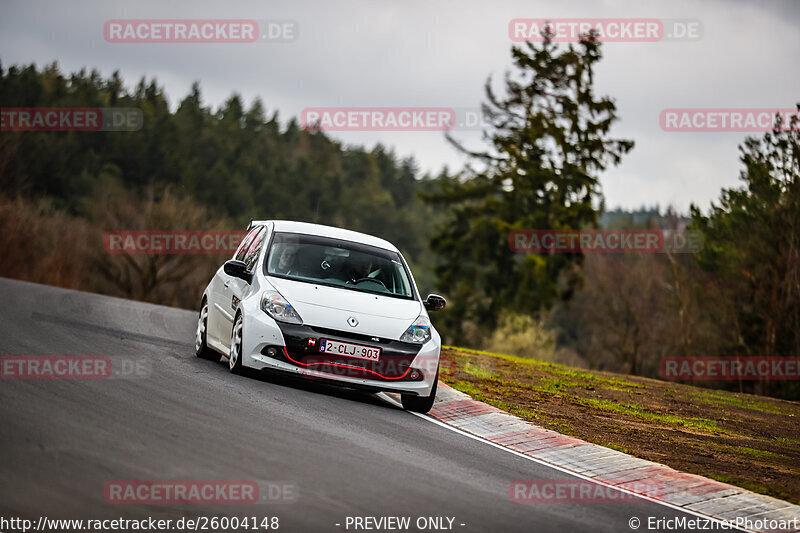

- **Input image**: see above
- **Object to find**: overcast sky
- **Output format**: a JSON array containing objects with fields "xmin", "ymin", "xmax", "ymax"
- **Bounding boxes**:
[{"xmin": 1, "ymin": 0, "xmax": 799, "ymax": 212}]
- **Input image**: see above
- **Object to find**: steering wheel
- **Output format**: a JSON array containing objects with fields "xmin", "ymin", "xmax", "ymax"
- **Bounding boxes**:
[{"xmin": 349, "ymin": 277, "xmax": 387, "ymax": 289}]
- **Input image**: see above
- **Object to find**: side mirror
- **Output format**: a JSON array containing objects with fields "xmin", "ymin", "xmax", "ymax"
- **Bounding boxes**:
[
  {"xmin": 423, "ymin": 294, "xmax": 447, "ymax": 312},
  {"xmin": 224, "ymin": 260, "xmax": 252, "ymax": 283}
]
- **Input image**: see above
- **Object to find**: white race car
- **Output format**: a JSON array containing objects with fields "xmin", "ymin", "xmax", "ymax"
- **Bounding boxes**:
[{"xmin": 195, "ymin": 220, "xmax": 446, "ymax": 413}]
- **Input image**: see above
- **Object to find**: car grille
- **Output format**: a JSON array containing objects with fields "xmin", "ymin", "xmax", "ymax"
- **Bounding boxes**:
[{"xmin": 309, "ymin": 326, "xmax": 390, "ymax": 344}]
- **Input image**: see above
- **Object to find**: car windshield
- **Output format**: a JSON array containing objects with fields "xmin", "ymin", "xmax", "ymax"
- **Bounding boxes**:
[{"xmin": 265, "ymin": 232, "xmax": 415, "ymax": 299}]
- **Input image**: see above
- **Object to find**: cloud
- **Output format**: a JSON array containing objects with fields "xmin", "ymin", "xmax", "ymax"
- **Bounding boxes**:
[{"xmin": 1, "ymin": 0, "xmax": 798, "ymax": 211}]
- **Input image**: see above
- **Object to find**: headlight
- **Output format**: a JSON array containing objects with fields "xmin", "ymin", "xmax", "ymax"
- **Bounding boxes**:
[
  {"xmin": 261, "ymin": 291, "xmax": 303, "ymax": 324},
  {"xmin": 400, "ymin": 315, "xmax": 432, "ymax": 344}
]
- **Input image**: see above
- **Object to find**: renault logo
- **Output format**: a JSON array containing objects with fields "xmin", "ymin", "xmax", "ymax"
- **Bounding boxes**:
[{"xmin": 347, "ymin": 316, "xmax": 359, "ymax": 327}]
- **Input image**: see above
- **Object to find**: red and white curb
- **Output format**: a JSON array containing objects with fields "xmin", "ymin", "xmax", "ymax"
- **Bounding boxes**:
[{"xmin": 422, "ymin": 382, "xmax": 799, "ymax": 533}]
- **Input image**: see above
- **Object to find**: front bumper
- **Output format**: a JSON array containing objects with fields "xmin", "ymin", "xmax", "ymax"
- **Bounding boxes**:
[{"xmin": 240, "ymin": 310, "xmax": 440, "ymax": 397}]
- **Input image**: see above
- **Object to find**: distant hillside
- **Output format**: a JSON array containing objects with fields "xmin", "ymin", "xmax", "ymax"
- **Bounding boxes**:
[{"xmin": 600, "ymin": 207, "xmax": 690, "ymax": 230}]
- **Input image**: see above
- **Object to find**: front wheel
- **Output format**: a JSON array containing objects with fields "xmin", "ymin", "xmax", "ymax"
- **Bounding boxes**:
[
  {"xmin": 401, "ymin": 370, "xmax": 438, "ymax": 414},
  {"xmin": 229, "ymin": 313, "xmax": 244, "ymax": 374},
  {"xmin": 195, "ymin": 299, "xmax": 220, "ymax": 361}
]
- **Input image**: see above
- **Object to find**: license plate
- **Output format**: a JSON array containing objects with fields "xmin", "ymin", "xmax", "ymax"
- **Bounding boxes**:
[{"xmin": 319, "ymin": 339, "xmax": 381, "ymax": 361}]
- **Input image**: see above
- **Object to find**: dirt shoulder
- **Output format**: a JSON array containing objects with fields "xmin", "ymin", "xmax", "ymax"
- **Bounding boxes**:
[{"xmin": 438, "ymin": 347, "xmax": 800, "ymax": 504}]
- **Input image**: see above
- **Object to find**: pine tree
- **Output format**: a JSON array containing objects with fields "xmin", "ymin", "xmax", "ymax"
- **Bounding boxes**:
[
  {"xmin": 692, "ymin": 108, "xmax": 800, "ymax": 365},
  {"xmin": 425, "ymin": 32, "xmax": 634, "ymax": 337}
]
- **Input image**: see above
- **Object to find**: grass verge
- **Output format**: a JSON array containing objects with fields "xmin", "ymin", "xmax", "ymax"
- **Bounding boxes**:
[{"xmin": 439, "ymin": 346, "xmax": 800, "ymax": 504}]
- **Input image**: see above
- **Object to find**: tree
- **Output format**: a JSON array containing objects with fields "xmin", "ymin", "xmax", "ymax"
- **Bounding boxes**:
[
  {"xmin": 691, "ymin": 109, "xmax": 800, "ymax": 392},
  {"xmin": 88, "ymin": 183, "xmax": 230, "ymax": 308},
  {"xmin": 425, "ymin": 31, "xmax": 633, "ymax": 339},
  {"xmin": 0, "ymin": 62, "xmax": 447, "ymax": 306}
]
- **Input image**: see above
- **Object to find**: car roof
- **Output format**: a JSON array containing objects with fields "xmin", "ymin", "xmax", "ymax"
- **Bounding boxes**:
[{"xmin": 249, "ymin": 220, "xmax": 400, "ymax": 253}]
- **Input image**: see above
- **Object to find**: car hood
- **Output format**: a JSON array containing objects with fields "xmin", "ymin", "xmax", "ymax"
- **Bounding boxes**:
[{"xmin": 267, "ymin": 277, "xmax": 423, "ymax": 339}]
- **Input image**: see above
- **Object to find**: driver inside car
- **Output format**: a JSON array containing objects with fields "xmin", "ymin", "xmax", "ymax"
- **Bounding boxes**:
[
  {"xmin": 274, "ymin": 245, "xmax": 299, "ymax": 276},
  {"xmin": 345, "ymin": 256, "xmax": 373, "ymax": 284}
]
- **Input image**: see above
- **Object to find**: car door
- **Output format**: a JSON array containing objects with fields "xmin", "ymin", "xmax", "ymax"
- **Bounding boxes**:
[
  {"xmin": 220, "ymin": 225, "xmax": 267, "ymax": 350},
  {"xmin": 207, "ymin": 226, "xmax": 260, "ymax": 348}
]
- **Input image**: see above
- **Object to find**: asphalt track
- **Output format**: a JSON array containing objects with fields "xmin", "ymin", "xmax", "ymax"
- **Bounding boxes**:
[{"xmin": 0, "ymin": 278, "xmax": 734, "ymax": 532}]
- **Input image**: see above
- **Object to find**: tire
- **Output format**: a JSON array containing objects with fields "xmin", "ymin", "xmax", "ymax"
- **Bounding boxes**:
[
  {"xmin": 229, "ymin": 313, "xmax": 244, "ymax": 374},
  {"xmin": 401, "ymin": 369, "xmax": 438, "ymax": 414},
  {"xmin": 195, "ymin": 299, "xmax": 220, "ymax": 361}
]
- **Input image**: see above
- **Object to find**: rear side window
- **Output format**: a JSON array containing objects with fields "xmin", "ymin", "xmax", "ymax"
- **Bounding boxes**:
[
  {"xmin": 234, "ymin": 226, "xmax": 262, "ymax": 262},
  {"xmin": 242, "ymin": 227, "xmax": 266, "ymax": 271}
]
